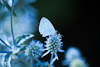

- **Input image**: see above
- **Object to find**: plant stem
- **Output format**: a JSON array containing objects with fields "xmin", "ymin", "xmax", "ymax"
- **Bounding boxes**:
[
  {"xmin": 50, "ymin": 53, "xmax": 54, "ymax": 67},
  {"xmin": 50, "ymin": 53, "xmax": 53, "ymax": 64},
  {"xmin": 30, "ymin": 56, "xmax": 33, "ymax": 67},
  {"xmin": 0, "ymin": 38, "xmax": 12, "ymax": 49},
  {"xmin": 34, "ymin": 58, "xmax": 41, "ymax": 63},
  {"xmin": 0, "ymin": 51, "xmax": 12, "ymax": 53},
  {"xmin": 11, "ymin": 0, "xmax": 16, "ymax": 47}
]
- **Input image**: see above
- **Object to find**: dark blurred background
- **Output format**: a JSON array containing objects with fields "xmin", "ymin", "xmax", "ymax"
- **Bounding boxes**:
[{"xmin": 32, "ymin": 0, "xmax": 99, "ymax": 67}]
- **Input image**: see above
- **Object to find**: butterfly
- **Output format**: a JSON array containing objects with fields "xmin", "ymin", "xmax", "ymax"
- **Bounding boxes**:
[{"xmin": 39, "ymin": 17, "xmax": 57, "ymax": 37}]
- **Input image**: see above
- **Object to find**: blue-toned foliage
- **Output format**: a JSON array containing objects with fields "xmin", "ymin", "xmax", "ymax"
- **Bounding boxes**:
[{"xmin": 0, "ymin": 0, "xmax": 64, "ymax": 67}]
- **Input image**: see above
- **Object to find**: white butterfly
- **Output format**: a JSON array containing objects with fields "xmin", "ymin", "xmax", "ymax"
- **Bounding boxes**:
[{"xmin": 39, "ymin": 17, "xmax": 56, "ymax": 37}]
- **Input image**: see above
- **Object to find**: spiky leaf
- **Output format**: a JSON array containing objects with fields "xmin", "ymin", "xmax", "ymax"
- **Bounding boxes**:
[{"xmin": 15, "ymin": 34, "xmax": 34, "ymax": 46}]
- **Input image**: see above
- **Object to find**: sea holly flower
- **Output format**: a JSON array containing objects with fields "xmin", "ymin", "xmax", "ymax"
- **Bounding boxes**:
[
  {"xmin": 24, "ymin": 40, "xmax": 44, "ymax": 67},
  {"xmin": 25, "ymin": 40, "xmax": 44, "ymax": 59},
  {"xmin": 62, "ymin": 47, "xmax": 81, "ymax": 66},
  {"xmin": 69, "ymin": 58, "xmax": 89, "ymax": 67},
  {"xmin": 62, "ymin": 47, "xmax": 89, "ymax": 67},
  {"xmin": 42, "ymin": 34, "xmax": 64, "ymax": 66},
  {"xmin": 42, "ymin": 34, "xmax": 64, "ymax": 57},
  {"xmin": 39, "ymin": 17, "xmax": 64, "ymax": 66}
]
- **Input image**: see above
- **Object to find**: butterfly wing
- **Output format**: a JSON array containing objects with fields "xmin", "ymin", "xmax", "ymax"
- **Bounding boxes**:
[{"xmin": 39, "ymin": 17, "xmax": 56, "ymax": 37}]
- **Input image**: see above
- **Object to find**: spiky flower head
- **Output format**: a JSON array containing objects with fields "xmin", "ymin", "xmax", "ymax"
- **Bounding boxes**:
[
  {"xmin": 25, "ymin": 40, "xmax": 44, "ymax": 58},
  {"xmin": 65, "ymin": 47, "xmax": 81, "ymax": 60},
  {"xmin": 69, "ymin": 58, "xmax": 89, "ymax": 67},
  {"xmin": 62, "ymin": 47, "xmax": 82, "ymax": 66},
  {"xmin": 42, "ymin": 33, "xmax": 64, "ymax": 58}
]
